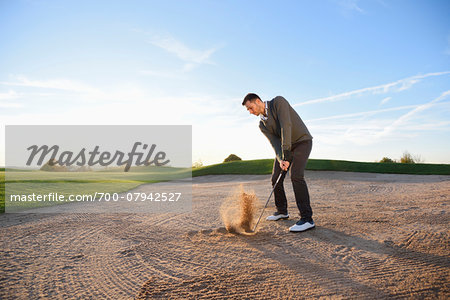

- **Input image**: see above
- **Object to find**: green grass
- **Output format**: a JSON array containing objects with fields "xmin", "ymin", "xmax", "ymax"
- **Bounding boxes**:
[
  {"xmin": 306, "ymin": 159, "xmax": 450, "ymax": 175},
  {"xmin": 192, "ymin": 159, "xmax": 274, "ymax": 176},
  {"xmin": 192, "ymin": 159, "xmax": 450, "ymax": 176}
]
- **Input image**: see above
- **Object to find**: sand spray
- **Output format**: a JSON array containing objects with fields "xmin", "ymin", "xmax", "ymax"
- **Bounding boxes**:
[{"xmin": 220, "ymin": 184, "xmax": 259, "ymax": 234}]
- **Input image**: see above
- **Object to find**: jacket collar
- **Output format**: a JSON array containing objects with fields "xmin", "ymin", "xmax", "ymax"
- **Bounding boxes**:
[{"xmin": 260, "ymin": 101, "xmax": 269, "ymax": 121}]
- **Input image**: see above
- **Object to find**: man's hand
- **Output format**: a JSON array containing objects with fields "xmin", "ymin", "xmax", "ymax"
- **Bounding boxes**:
[{"xmin": 280, "ymin": 160, "xmax": 290, "ymax": 171}]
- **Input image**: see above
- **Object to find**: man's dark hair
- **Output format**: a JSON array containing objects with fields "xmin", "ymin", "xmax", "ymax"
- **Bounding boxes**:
[{"xmin": 242, "ymin": 93, "xmax": 261, "ymax": 106}]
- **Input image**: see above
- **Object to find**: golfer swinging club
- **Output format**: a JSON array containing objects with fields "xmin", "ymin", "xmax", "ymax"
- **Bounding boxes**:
[{"xmin": 242, "ymin": 93, "xmax": 315, "ymax": 232}]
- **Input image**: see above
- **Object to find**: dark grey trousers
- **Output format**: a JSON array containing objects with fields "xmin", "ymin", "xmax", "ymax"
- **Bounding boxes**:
[{"xmin": 271, "ymin": 139, "xmax": 313, "ymax": 220}]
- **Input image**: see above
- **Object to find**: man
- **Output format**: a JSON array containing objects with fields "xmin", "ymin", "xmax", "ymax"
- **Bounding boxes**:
[{"xmin": 242, "ymin": 93, "xmax": 314, "ymax": 232}]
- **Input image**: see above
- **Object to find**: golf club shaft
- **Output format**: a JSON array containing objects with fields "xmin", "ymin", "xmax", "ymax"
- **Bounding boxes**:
[{"xmin": 253, "ymin": 170, "xmax": 286, "ymax": 232}]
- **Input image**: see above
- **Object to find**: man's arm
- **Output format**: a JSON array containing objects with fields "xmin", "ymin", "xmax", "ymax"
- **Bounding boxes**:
[
  {"xmin": 259, "ymin": 122, "xmax": 283, "ymax": 162},
  {"xmin": 273, "ymin": 96, "xmax": 293, "ymax": 162}
]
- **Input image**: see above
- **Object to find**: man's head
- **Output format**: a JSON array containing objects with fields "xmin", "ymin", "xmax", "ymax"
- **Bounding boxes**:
[{"xmin": 242, "ymin": 93, "xmax": 265, "ymax": 116}]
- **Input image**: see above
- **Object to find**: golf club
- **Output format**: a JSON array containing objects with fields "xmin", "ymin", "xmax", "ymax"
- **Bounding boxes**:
[{"xmin": 252, "ymin": 169, "xmax": 287, "ymax": 232}]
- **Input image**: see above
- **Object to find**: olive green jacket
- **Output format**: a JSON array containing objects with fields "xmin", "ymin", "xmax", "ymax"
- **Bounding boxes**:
[{"xmin": 259, "ymin": 96, "xmax": 313, "ymax": 162}]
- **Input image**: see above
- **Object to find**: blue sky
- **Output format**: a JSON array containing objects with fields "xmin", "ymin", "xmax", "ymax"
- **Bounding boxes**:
[{"xmin": 1, "ymin": 0, "xmax": 449, "ymax": 165}]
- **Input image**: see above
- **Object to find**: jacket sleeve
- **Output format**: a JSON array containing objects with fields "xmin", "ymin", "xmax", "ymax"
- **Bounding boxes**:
[
  {"xmin": 259, "ymin": 122, "xmax": 283, "ymax": 162},
  {"xmin": 273, "ymin": 96, "xmax": 292, "ymax": 152}
]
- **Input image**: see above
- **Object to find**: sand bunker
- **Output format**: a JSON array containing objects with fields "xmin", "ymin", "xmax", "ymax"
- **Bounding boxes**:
[
  {"xmin": 2, "ymin": 172, "xmax": 449, "ymax": 299},
  {"xmin": 220, "ymin": 184, "xmax": 258, "ymax": 234}
]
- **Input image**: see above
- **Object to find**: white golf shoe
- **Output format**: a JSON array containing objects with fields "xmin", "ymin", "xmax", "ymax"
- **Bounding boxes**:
[
  {"xmin": 266, "ymin": 212, "xmax": 289, "ymax": 221},
  {"xmin": 289, "ymin": 219, "xmax": 315, "ymax": 232}
]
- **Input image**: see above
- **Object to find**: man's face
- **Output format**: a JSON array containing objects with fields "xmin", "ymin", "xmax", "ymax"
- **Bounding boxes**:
[{"xmin": 244, "ymin": 99, "xmax": 263, "ymax": 116}]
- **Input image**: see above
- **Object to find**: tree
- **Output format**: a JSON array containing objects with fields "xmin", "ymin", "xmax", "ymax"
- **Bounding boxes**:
[
  {"xmin": 223, "ymin": 154, "xmax": 242, "ymax": 163},
  {"xmin": 379, "ymin": 157, "xmax": 395, "ymax": 163},
  {"xmin": 192, "ymin": 159, "xmax": 203, "ymax": 169},
  {"xmin": 40, "ymin": 159, "xmax": 67, "ymax": 172},
  {"xmin": 400, "ymin": 151, "xmax": 415, "ymax": 164}
]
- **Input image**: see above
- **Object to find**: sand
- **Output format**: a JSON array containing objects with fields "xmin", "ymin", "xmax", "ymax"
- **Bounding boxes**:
[{"xmin": 0, "ymin": 171, "xmax": 449, "ymax": 299}]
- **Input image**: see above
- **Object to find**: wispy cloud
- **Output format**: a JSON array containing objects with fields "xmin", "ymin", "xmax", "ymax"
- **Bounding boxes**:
[
  {"xmin": 407, "ymin": 120, "xmax": 450, "ymax": 131},
  {"xmin": 307, "ymin": 104, "xmax": 417, "ymax": 122},
  {"xmin": 294, "ymin": 71, "xmax": 450, "ymax": 107},
  {"xmin": 0, "ymin": 75, "xmax": 102, "ymax": 95},
  {"xmin": 149, "ymin": 34, "xmax": 218, "ymax": 64},
  {"xmin": 0, "ymin": 75, "xmax": 156, "ymax": 107},
  {"xmin": 142, "ymin": 33, "xmax": 223, "ymax": 75},
  {"xmin": 0, "ymin": 89, "xmax": 63, "ymax": 108},
  {"xmin": 308, "ymin": 92, "xmax": 450, "ymax": 146},
  {"xmin": 375, "ymin": 90, "xmax": 450, "ymax": 138},
  {"xmin": 336, "ymin": 0, "xmax": 364, "ymax": 14},
  {"xmin": 0, "ymin": 90, "xmax": 19, "ymax": 100},
  {"xmin": 0, "ymin": 90, "xmax": 22, "ymax": 108},
  {"xmin": 380, "ymin": 96, "xmax": 391, "ymax": 105}
]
